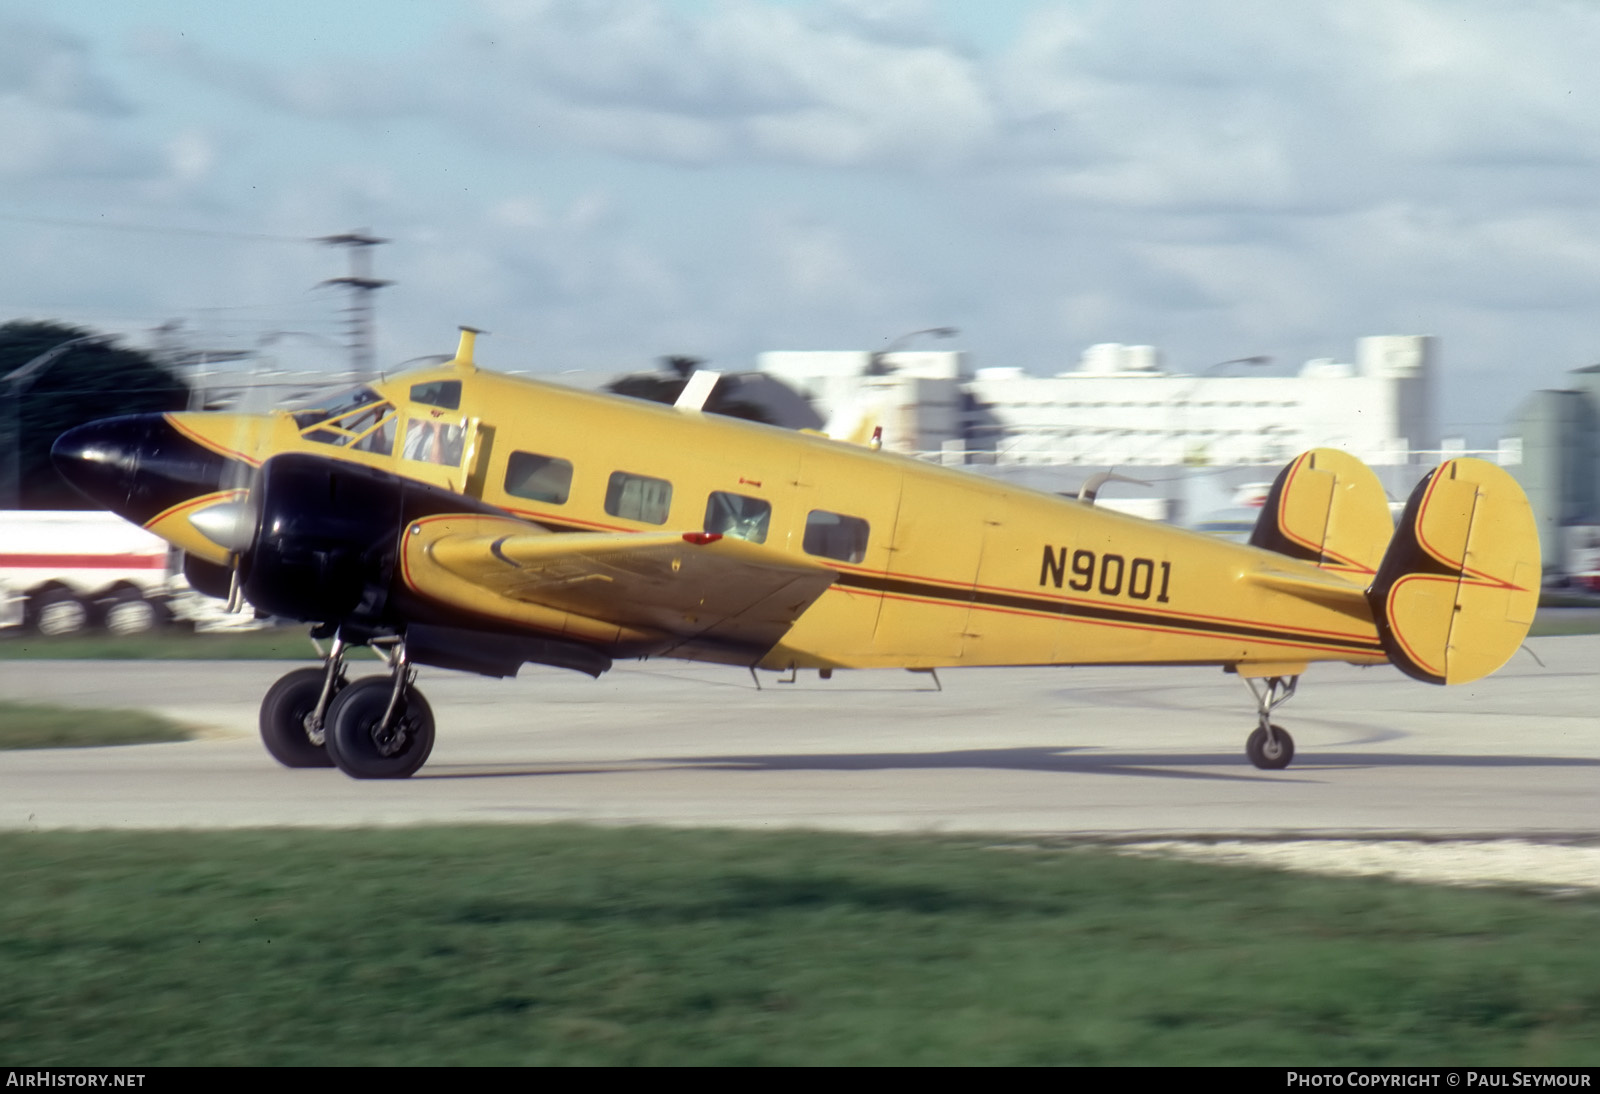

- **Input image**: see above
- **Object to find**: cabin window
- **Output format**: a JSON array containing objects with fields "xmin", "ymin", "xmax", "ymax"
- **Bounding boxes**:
[
  {"xmin": 410, "ymin": 380, "xmax": 461, "ymax": 411},
  {"xmin": 704, "ymin": 491, "xmax": 771, "ymax": 544},
  {"xmin": 402, "ymin": 416, "xmax": 466, "ymax": 466},
  {"xmin": 504, "ymin": 451, "xmax": 573, "ymax": 505},
  {"xmin": 803, "ymin": 510, "xmax": 869, "ymax": 563},
  {"xmin": 605, "ymin": 471, "xmax": 673, "ymax": 525}
]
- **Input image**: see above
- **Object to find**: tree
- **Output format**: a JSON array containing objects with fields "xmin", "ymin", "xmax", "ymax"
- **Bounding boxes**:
[
  {"xmin": 1, "ymin": 321, "xmax": 189, "ymax": 509},
  {"xmin": 605, "ymin": 357, "xmax": 777, "ymax": 426}
]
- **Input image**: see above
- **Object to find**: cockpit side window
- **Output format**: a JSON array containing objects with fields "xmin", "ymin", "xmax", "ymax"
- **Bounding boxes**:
[
  {"xmin": 402, "ymin": 415, "xmax": 466, "ymax": 467},
  {"xmin": 410, "ymin": 380, "xmax": 462, "ymax": 411}
]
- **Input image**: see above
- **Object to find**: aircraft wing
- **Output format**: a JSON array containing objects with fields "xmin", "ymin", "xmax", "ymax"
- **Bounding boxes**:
[{"xmin": 400, "ymin": 514, "xmax": 838, "ymax": 659}]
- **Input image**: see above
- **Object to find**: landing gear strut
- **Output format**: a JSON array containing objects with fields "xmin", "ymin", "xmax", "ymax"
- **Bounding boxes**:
[
  {"xmin": 323, "ymin": 635, "xmax": 435, "ymax": 780},
  {"xmin": 258, "ymin": 633, "xmax": 349, "ymax": 768},
  {"xmin": 1242, "ymin": 674, "xmax": 1297, "ymax": 770}
]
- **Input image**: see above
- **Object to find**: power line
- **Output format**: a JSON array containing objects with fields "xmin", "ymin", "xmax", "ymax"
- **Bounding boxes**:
[
  {"xmin": 2, "ymin": 217, "xmax": 396, "ymax": 379},
  {"xmin": 0, "ymin": 211, "xmax": 310, "ymax": 244}
]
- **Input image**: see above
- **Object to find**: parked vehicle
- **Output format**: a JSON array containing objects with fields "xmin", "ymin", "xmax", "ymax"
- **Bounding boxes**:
[{"xmin": 0, "ymin": 510, "xmax": 252, "ymax": 635}]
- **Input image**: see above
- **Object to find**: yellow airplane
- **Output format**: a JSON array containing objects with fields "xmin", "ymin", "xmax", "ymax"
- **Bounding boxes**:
[{"xmin": 51, "ymin": 329, "xmax": 1541, "ymax": 779}]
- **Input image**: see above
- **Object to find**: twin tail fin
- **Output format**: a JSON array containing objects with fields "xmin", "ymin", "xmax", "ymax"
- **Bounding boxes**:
[
  {"xmin": 1366, "ymin": 458, "xmax": 1540, "ymax": 685},
  {"xmin": 1252, "ymin": 449, "xmax": 1540, "ymax": 685},
  {"xmin": 1249, "ymin": 448, "xmax": 1393, "ymax": 581}
]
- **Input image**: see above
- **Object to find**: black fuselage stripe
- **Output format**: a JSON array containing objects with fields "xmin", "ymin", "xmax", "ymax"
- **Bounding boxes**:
[
  {"xmin": 474, "ymin": 512, "xmax": 1381, "ymax": 653},
  {"xmin": 835, "ymin": 571, "xmax": 1382, "ymax": 653}
]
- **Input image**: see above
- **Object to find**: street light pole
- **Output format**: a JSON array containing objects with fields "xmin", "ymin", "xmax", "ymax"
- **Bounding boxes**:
[
  {"xmin": 2, "ymin": 333, "xmax": 114, "ymax": 509},
  {"xmin": 1170, "ymin": 355, "xmax": 1272, "ymax": 527},
  {"xmin": 866, "ymin": 326, "xmax": 959, "ymax": 376}
]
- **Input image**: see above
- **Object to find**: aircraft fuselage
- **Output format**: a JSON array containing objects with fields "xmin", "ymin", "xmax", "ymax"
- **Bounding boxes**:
[{"xmin": 53, "ymin": 359, "xmax": 1386, "ymax": 677}]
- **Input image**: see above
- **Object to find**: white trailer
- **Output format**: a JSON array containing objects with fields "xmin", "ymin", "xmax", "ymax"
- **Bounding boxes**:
[{"xmin": 0, "ymin": 510, "xmax": 232, "ymax": 635}]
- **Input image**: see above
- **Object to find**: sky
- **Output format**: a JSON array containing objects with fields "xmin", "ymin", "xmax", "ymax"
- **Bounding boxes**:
[{"xmin": 4, "ymin": 0, "xmax": 1600, "ymax": 444}]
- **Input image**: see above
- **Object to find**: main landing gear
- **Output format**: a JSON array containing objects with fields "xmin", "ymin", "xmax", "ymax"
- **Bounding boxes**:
[
  {"xmin": 258, "ymin": 631, "xmax": 435, "ymax": 779},
  {"xmin": 1242, "ymin": 674, "xmax": 1298, "ymax": 770}
]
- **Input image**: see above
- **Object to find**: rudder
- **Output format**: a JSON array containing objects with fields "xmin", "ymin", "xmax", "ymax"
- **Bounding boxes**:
[
  {"xmin": 1367, "ymin": 458, "xmax": 1540, "ymax": 685},
  {"xmin": 1249, "ymin": 448, "xmax": 1394, "ymax": 580}
]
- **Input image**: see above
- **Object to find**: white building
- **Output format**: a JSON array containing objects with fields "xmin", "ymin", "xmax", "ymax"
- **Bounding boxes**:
[
  {"xmin": 759, "ymin": 336, "xmax": 1437, "ymax": 469},
  {"xmin": 758, "ymin": 349, "xmax": 968, "ymax": 457}
]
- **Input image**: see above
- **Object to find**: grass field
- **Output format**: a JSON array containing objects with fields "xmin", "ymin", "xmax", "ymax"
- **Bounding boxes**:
[
  {"xmin": 1528, "ymin": 608, "xmax": 1600, "ymax": 637},
  {"xmin": 0, "ymin": 627, "xmax": 378, "ymax": 660},
  {"xmin": 0, "ymin": 700, "xmax": 191, "ymax": 749},
  {"xmin": 1, "ymin": 826, "xmax": 1596, "ymax": 1066}
]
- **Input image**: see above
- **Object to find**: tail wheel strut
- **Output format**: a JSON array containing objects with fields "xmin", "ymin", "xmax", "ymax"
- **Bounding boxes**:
[{"xmin": 1242, "ymin": 674, "xmax": 1297, "ymax": 770}]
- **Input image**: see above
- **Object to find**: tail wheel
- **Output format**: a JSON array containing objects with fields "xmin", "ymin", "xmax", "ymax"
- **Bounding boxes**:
[
  {"xmin": 1246, "ymin": 724, "xmax": 1295, "ymax": 770},
  {"xmin": 259, "ymin": 667, "xmax": 342, "ymax": 769},
  {"xmin": 324, "ymin": 676, "xmax": 435, "ymax": 779}
]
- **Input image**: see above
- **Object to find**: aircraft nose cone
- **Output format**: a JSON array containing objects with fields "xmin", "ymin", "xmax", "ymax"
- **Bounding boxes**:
[
  {"xmin": 51, "ymin": 415, "xmax": 144, "ymax": 510},
  {"xmin": 52, "ymin": 412, "xmax": 232, "ymax": 525}
]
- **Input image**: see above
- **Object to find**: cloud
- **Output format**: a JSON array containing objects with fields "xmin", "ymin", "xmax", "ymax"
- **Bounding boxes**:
[
  {"xmin": 993, "ymin": 0, "xmax": 1600, "ymax": 217},
  {"xmin": 0, "ymin": 18, "xmax": 131, "ymax": 115},
  {"xmin": 147, "ymin": 0, "xmax": 998, "ymax": 169},
  {"xmin": 138, "ymin": 0, "xmax": 1600, "ymax": 225},
  {"xmin": 0, "ymin": 98, "xmax": 147, "ymax": 181},
  {"xmin": 0, "ymin": 16, "xmax": 161, "ymax": 184},
  {"xmin": 9, "ymin": 1, "xmax": 1600, "ymax": 444}
]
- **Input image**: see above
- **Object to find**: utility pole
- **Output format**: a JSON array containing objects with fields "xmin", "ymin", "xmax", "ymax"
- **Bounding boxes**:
[{"xmin": 316, "ymin": 230, "xmax": 392, "ymax": 380}]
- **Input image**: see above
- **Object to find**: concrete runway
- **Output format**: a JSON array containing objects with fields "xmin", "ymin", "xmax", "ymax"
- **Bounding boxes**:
[{"xmin": 1, "ymin": 635, "xmax": 1595, "ymax": 839}]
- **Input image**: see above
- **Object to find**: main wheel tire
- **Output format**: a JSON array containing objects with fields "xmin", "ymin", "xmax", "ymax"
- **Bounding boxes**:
[
  {"xmin": 100, "ymin": 588, "xmax": 163, "ymax": 636},
  {"xmin": 1246, "ymin": 724, "xmax": 1295, "ymax": 770},
  {"xmin": 259, "ymin": 667, "xmax": 342, "ymax": 769},
  {"xmin": 324, "ymin": 676, "xmax": 435, "ymax": 780},
  {"xmin": 30, "ymin": 589, "xmax": 88, "ymax": 637}
]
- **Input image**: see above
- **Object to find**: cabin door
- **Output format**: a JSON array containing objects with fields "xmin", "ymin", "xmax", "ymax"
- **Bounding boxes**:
[
  {"xmin": 783, "ymin": 445, "xmax": 895, "ymax": 664},
  {"xmin": 870, "ymin": 471, "xmax": 990, "ymax": 661}
]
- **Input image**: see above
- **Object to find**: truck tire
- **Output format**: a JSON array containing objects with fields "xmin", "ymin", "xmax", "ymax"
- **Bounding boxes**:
[
  {"xmin": 100, "ymin": 588, "xmax": 164, "ymax": 636},
  {"xmin": 30, "ymin": 588, "xmax": 89, "ymax": 637}
]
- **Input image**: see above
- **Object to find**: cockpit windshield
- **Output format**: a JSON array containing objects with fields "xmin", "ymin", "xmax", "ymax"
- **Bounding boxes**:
[
  {"xmin": 292, "ymin": 385, "xmax": 396, "ymax": 456},
  {"xmin": 290, "ymin": 385, "xmax": 385, "ymax": 429}
]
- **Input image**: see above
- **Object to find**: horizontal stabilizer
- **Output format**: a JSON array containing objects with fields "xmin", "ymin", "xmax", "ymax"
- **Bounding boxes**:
[
  {"xmin": 1243, "ymin": 567, "xmax": 1369, "ymax": 615},
  {"xmin": 1367, "ymin": 458, "xmax": 1540, "ymax": 685},
  {"xmin": 1250, "ymin": 448, "xmax": 1393, "ymax": 580}
]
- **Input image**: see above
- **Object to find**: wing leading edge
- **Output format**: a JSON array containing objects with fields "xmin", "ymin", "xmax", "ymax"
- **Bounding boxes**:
[{"xmin": 399, "ymin": 513, "xmax": 839, "ymax": 664}]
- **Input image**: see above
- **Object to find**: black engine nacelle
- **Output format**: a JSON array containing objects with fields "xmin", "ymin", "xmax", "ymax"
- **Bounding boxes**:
[
  {"xmin": 240, "ymin": 454, "xmax": 405, "ymax": 624},
  {"xmin": 239, "ymin": 453, "xmax": 508, "ymax": 627}
]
